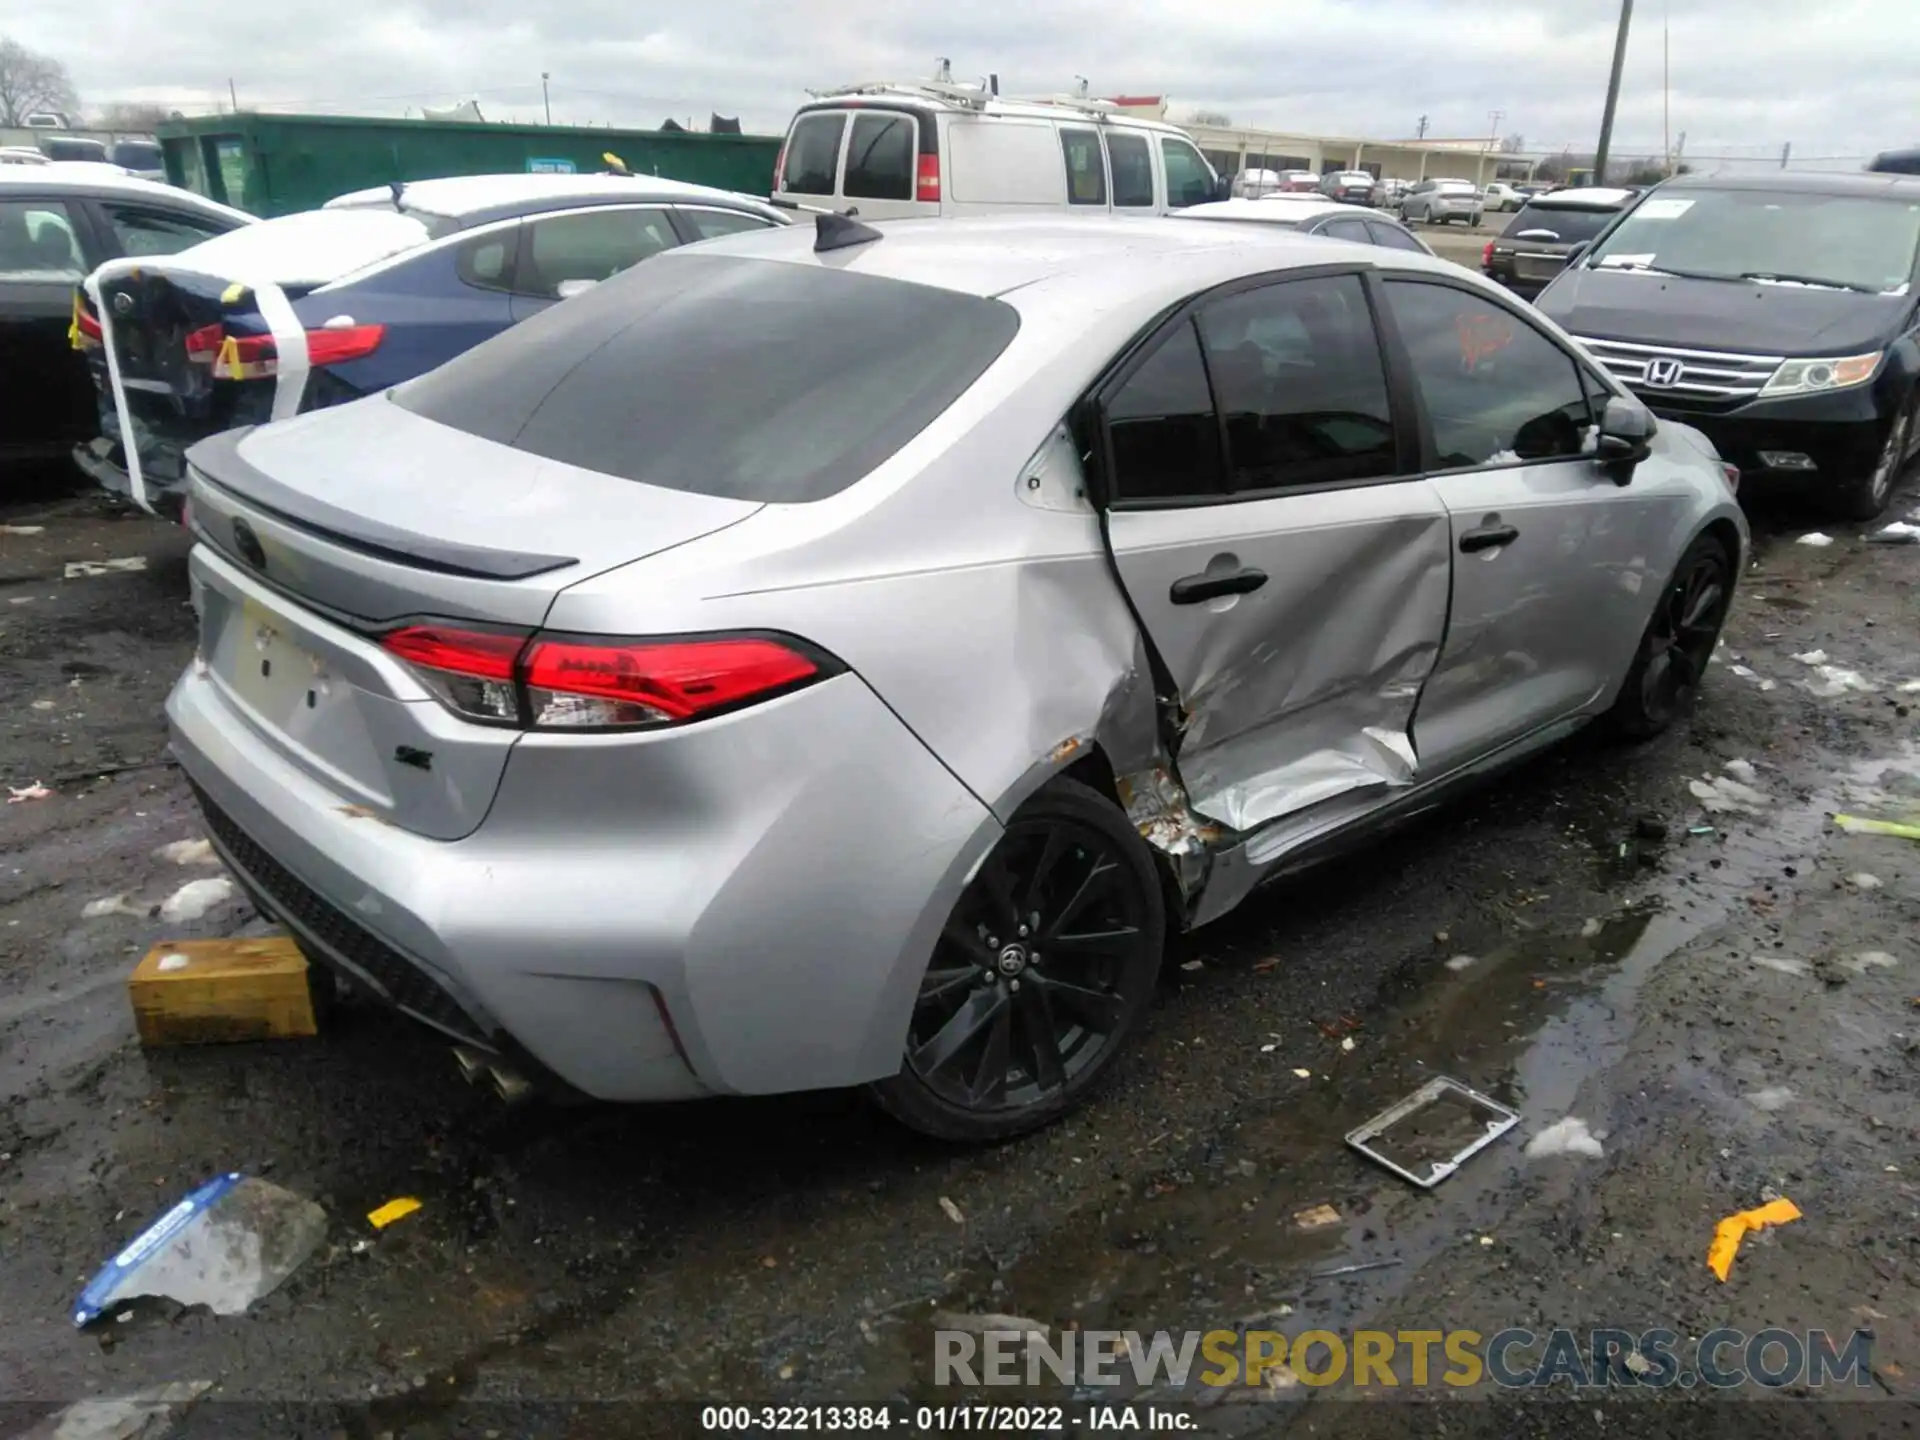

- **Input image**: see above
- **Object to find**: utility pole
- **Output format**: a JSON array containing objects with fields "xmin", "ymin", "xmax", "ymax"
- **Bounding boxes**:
[
  {"xmin": 1488, "ymin": 109, "xmax": 1505, "ymax": 145},
  {"xmin": 541, "ymin": 72, "xmax": 551, "ymax": 125},
  {"xmin": 1417, "ymin": 114, "xmax": 1429, "ymax": 139},
  {"xmin": 1593, "ymin": 0, "xmax": 1635, "ymax": 186},
  {"xmin": 1780, "ymin": 141, "xmax": 1792, "ymax": 169},
  {"xmin": 1662, "ymin": 15, "xmax": 1670, "ymax": 173},
  {"xmin": 228, "ymin": 78, "xmax": 238, "ymax": 114}
]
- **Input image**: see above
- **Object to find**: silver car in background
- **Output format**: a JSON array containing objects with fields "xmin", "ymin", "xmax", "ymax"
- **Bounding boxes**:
[
  {"xmin": 1402, "ymin": 177, "xmax": 1487, "ymax": 226},
  {"xmin": 169, "ymin": 215, "xmax": 1746, "ymax": 1142}
]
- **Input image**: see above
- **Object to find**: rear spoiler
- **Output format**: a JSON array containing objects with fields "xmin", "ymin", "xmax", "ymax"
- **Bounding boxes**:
[{"xmin": 83, "ymin": 255, "xmax": 316, "ymax": 517}]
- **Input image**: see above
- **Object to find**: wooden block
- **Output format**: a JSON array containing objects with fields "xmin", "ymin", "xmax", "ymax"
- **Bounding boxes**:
[{"xmin": 129, "ymin": 937, "xmax": 320, "ymax": 1046}]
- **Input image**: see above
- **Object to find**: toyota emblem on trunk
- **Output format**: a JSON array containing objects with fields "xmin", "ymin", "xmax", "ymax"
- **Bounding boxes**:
[
  {"xmin": 1644, "ymin": 356, "xmax": 1686, "ymax": 388},
  {"xmin": 231, "ymin": 517, "xmax": 266, "ymax": 570}
]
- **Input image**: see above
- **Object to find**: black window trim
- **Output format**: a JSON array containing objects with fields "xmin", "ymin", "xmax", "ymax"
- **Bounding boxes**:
[
  {"xmin": 509, "ymin": 202, "xmax": 679, "ymax": 301},
  {"xmin": 780, "ymin": 110, "xmax": 852, "ymax": 197},
  {"xmin": 455, "ymin": 223, "xmax": 521, "ymax": 294},
  {"xmin": 1085, "ymin": 261, "xmax": 1426, "ymax": 512},
  {"xmin": 1370, "ymin": 270, "xmax": 1612, "ymax": 479},
  {"xmin": 1105, "ymin": 130, "xmax": 1155, "ymax": 211},
  {"xmin": 0, "ymin": 192, "xmax": 97, "ymax": 277}
]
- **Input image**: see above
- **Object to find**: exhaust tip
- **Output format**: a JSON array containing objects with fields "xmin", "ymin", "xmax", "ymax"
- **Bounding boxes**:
[
  {"xmin": 451, "ymin": 1046, "xmax": 489, "ymax": 1085},
  {"xmin": 489, "ymin": 1065, "xmax": 533, "ymax": 1104}
]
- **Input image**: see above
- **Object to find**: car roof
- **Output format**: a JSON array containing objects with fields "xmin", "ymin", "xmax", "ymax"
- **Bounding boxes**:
[
  {"xmin": 0, "ymin": 165, "xmax": 254, "ymax": 218},
  {"xmin": 671, "ymin": 214, "xmax": 1458, "ymax": 302},
  {"xmin": 1520, "ymin": 187, "xmax": 1636, "ymax": 209},
  {"xmin": 323, "ymin": 172, "xmax": 785, "ymax": 226},
  {"xmin": 1663, "ymin": 170, "xmax": 1920, "ymax": 198},
  {"xmin": 1181, "ymin": 196, "xmax": 1356, "ymax": 223}
]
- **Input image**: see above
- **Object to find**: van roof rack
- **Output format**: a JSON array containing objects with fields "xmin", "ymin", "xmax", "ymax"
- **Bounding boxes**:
[{"xmin": 807, "ymin": 79, "xmax": 992, "ymax": 111}]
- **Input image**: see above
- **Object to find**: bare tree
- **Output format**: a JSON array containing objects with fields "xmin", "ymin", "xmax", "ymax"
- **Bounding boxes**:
[
  {"xmin": 0, "ymin": 37, "xmax": 80, "ymax": 127},
  {"xmin": 1500, "ymin": 132, "xmax": 1526, "ymax": 154},
  {"xmin": 95, "ymin": 101, "xmax": 169, "ymax": 132},
  {"xmin": 1188, "ymin": 108, "xmax": 1232, "ymax": 127}
]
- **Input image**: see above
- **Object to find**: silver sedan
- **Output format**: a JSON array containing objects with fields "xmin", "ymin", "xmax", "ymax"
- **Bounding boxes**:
[
  {"xmin": 1401, "ymin": 178, "xmax": 1487, "ymax": 226},
  {"xmin": 170, "ymin": 215, "xmax": 1746, "ymax": 1141}
]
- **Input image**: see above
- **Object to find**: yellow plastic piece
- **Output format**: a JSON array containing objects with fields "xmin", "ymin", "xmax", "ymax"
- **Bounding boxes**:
[
  {"xmin": 367, "ymin": 1196, "xmax": 422, "ymax": 1230},
  {"xmin": 1835, "ymin": 814, "xmax": 1920, "ymax": 841},
  {"xmin": 221, "ymin": 281, "xmax": 248, "ymax": 305},
  {"xmin": 1706, "ymin": 1197, "xmax": 1801, "ymax": 1282}
]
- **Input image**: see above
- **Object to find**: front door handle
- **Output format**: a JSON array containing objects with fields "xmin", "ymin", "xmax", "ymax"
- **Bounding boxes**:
[
  {"xmin": 1170, "ymin": 567, "xmax": 1268, "ymax": 605},
  {"xmin": 1459, "ymin": 524, "xmax": 1519, "ymax": 554}
]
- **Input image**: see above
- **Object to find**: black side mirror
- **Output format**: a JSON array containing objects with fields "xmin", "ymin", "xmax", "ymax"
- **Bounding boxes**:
[
  {"xmin": 1216, "ymin": 176, "xmax": 1233, "ymax": 202},
  {"xmin": 1595, "ymin": 395, "xmax": 1656, "ymax": 483},
  {"xmin": 1565, "ymin": 241, "xmax": 1591, "ymax": 265}
]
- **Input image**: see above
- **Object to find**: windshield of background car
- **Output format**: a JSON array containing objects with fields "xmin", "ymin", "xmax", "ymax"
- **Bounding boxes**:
[
  {"xmin": 1509, "ymin": 202, "xmax": 1618, "ymax": 243},
  {"xmin": 110, "ymin": 141, "xmax": 162, "ymax": 170},
  {"xmin": 394, "ymin": 252, "xmax": 1021, "ymax": 503},
  {"xmin": 1586, "ymin": 187, "xmax": 1920, "ymax": 293}
]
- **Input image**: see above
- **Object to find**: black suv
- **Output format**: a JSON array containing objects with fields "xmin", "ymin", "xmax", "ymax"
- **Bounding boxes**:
[{"xmin": 1535, "ymin": 172, "xmax": 1920, "ymax": 519}]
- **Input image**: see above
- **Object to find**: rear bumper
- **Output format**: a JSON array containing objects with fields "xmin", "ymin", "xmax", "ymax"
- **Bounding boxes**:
[{"xmin": 168, "ymin": 649, "xmax": 999, "ymax": 1104}]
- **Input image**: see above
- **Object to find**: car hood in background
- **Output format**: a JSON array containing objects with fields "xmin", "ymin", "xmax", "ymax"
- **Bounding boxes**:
[
  {"xmin": 1539, "ymin": 266, "xmax": 1910, "ymax": 357},
  {"xmin": 152, "ymin": 210, "xmax": 432, "ymax": 289}
]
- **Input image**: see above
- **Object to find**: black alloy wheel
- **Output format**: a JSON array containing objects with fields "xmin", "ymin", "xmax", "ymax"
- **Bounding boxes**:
[
  {"xmin": 871, "ymin": 778, "xmax": 1165, "ymax": 1141},
  {"xmin": 1609, "ymin": 534, "xmax": 1734, "ymax": 739}
]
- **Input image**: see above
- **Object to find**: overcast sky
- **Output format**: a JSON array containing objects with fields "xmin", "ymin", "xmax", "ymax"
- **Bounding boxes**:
[{"xmin": 10, "ymin": 0, "xmax": 1912, "ymax": 161}]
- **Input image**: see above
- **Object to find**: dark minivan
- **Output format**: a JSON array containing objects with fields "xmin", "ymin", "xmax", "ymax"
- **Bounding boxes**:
[
  {"xmin": 1536, "ymin": 172, "xmax": 1920, "ymax": 519},
  {"xmin": 1483, "ymin": 187, "xmax": 1636, "ymax": 298}
]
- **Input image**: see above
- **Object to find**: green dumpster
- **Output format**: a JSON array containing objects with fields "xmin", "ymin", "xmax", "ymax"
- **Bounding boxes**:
[{"xmin": 157, "ymin": 112, "xmax": 783, "ymax": 217}]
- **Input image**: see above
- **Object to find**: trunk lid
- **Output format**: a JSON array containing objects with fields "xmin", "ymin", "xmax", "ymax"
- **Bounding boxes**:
[{"xmin": 185, "ymin": 398, "xmax": 763, "ymax": 839}]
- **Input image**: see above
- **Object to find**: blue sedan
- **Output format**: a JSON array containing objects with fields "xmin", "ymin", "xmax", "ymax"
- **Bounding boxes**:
[{"xmin": 75, "ymin": 172, "xmax": 788, "ymax": 517}]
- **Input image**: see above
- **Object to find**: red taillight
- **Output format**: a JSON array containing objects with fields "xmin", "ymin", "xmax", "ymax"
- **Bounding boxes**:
[
  {"xmin": 916, "ymin": 152, "xmax": 941, "ymax": 204},
  {"xmin": 524, "ymin": 637, "xmax": 819, "ymax": 728},
  {"xmin": 1721, "ymin": 462, "xmax": 1741, "ymax": 493},
  {"xmin": 381, "ymin": 625, "xmax": 526, "ymax": 725},
  {"xmin": 74, "ymin": 304, "xmax": 102, "ymax": 346},
  {"xmin": 773, "ymin": 142, "xmax": 788, "ymax": 191},
  {"xmin": 380, "ymin": 627, "xmax": 829, "ymax": 730},
  {"xmin": 306, "ymin": 322, "xmax": 386, "ymax": 366},
  {"xmin": 1482, "ymin": 240, "xmax": 1495, "ymax": 268},
  {"xmin": 183, "ymin": 322, "xmax": 383, "ymax": 379}
]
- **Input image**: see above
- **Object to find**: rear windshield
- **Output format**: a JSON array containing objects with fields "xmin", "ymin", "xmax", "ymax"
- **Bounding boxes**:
[
  {"xmin": 393, "ymin": 253, "xmax": 1021, "ymax": 503},
  {"xmin": 41, "ymin": 137, "xmax": 107, "ymax": 163},
  {"xmin": 1509, "ymin": 202, "xmax": 1617, "ymax": 243},
  {"xmin": 111, "ymin": 141, "xmax": 162, "ymax": 170}
]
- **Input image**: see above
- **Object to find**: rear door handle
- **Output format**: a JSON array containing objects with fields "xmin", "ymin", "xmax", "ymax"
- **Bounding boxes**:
[
  {"xmin": 1459, "ymin": 524, "xmax": 1519, "ymax": 554},
  {"xmin": 1170, "ymin": 567, "xmax": 1268, "ymax": 605}
]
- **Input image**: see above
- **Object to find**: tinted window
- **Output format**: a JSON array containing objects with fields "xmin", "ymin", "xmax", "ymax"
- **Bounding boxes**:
[
  {"xmin": 111, "ymin": 140, "xmax": 162, "ymax": 170},
  {"xmin": 103, "ymin": 205, "xmax": 225, "ymax": 258},
  {"xmin": 1197, "ymin": 275, "xmax": 1396, "ymax": 491},
  {"xmin": 781, "ymin": 114, "xmax": 845, "ymax": 196},
  {"xmin": 679, "ymin": 207, "xmax": 777, "ymax": 241},
  {"xmin": 395, "ymin": 254, "xmax": 1020, "ymax": 504},
  {"xmin": 519, "ymin": 208, "xmax": 677, "ymax": 298},
  {"xmin": 1108, "ymin": 132, "xmax": 1153, "ymax": 208},
  {"xmin": 1162, "ymin": 138, "xmax": 1215, "ymax": 207},
  {"xmin": 1509, "ymin": 203, "xmax": 1616, "ymax": 243},
  {"xmin": 1318, "ymin": 216, "xmax": 1373, "ymax": 242},
  {"xmin": 1367, "ymin": 220, "xmax": 1427, "ymax": 253},
  {"xmin": 844, "ymin": 113, "xmax": 914, "ymax": 201},
  {"xmin": 0, "ymin": 200, "xmax": 84, "ymax": 279},
  {"xmin": 456, "ymin": 231, "xmax": 514, "ymax": 289},
  {"xmin": 41, "ymin": 137, "xmax": 106, "ymax": 163},
  {"xmin": 1061, "ymin": 129, "xmax": 1106, "ymax": 206},
  {"xmin": 1382, "ymin": 280, "xmax": 1593, "ymax": 469},
  {"xmin": 1106, "ymin": 320, "xmax": 1224, "ymax": 501}
]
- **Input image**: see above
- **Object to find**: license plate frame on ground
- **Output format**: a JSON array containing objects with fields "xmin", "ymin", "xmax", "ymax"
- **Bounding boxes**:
[{"xmin": 1345, "ymin": 1076, "xmax": 1520, "ymax": 1188}]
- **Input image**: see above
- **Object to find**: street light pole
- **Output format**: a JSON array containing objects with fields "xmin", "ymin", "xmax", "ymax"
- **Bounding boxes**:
[
  {"xmin": 1593, "ymin": 0, "xmax": 1635, "ymax": 186},
  {"xmin": 542, "ymin": 72, "xmax": 551, "ymax": 126}
]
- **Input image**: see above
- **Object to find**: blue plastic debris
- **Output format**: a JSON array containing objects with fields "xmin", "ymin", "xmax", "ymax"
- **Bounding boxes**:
[{"xmin": 73, "ymin": 1172, "xmax": 328, "ymax": 1327}]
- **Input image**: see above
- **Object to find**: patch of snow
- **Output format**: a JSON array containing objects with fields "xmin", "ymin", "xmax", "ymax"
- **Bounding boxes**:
[
  {"xmin": 1750, "ymin": 954, "xmax": 1813, "ymax": 977},
  {"xmin": 1524, "ymin": 1117, "xmax": 1604, "ymax": 1159},
  {"xmin": 1445, "ymin": 954, "xmax": 1479, "ymax": 971},
  {"xmin": 1791, "ymin": 650, "xmax": 1830, "ymax": 665},
  {"xmin": 158, "ymin": 877, "xmax": 234, "ymax": 924},
  {"xmin": 1745, "ymin": 1086, "xmax": 1795, "ymax": 1112},
  {"xmin": 1848, "ymin": 873, "xmax": 1884, "ymax": 891},
  {"xmin": 1794, "ymin": 532, "xmax": 1835, "ymax": 547},
  {"xmin": 1723, "ymin": 759, "xmax": 1759, "ymax": 783},
  {"xmin": 155, "ymin": 838, "xmax": 217, "ymax": 866}
]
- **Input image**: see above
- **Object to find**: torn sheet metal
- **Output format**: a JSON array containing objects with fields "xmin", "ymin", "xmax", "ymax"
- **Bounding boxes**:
[{"xmin": 1105, "ymin": 494, "xmax": 1450, "ymax": 835}]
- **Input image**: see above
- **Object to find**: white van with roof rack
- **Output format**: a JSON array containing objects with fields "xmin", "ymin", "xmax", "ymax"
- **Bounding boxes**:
[{"xmin": 771, "ymin": 76, "xmax": 1225, "ymax": 220}]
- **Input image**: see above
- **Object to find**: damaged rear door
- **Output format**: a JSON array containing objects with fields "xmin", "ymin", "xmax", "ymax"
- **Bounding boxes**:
[{"xmin": 1092, "ymin": 268, "xmax": 1453, "ymax": 834}]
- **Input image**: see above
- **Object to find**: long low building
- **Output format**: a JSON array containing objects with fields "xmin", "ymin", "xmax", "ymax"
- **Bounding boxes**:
[{"xmin": 1107, "ymin": 97, "xmax": 1516, "ymax": 185}]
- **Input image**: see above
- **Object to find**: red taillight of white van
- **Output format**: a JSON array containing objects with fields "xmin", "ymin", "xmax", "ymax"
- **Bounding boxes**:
[
  {"xmin": 381, "ymin": 626, "xmax": 837, "ymax": 731},
  {"xmin": 916, "ymin": 153, "xmax": 941, "ymax": 203}
]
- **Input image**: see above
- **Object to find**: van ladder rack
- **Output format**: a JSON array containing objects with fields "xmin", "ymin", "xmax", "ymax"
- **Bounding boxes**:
[{"xmin": 806, "ymin": 80, "xmax": 991, "ymax": 111}]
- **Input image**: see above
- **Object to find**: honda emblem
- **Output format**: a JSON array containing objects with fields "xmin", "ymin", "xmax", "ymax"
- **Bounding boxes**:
[{"xmin": 1643, "ymin": 356, "xmax": 1686, "ymax": 388}]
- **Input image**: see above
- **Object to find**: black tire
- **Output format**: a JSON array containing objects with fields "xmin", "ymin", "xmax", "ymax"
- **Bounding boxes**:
[
  {"xmin": 1607, "ymin": 533, "xmax": 1735, "ymax": 740},
  {"xmin": 870, "ymin": 777, "xmax": 1166, "ymax": 1142},
  {"xmin": 1830, "ymin": 391, "xmax": 1916, "ymax": 522}
]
